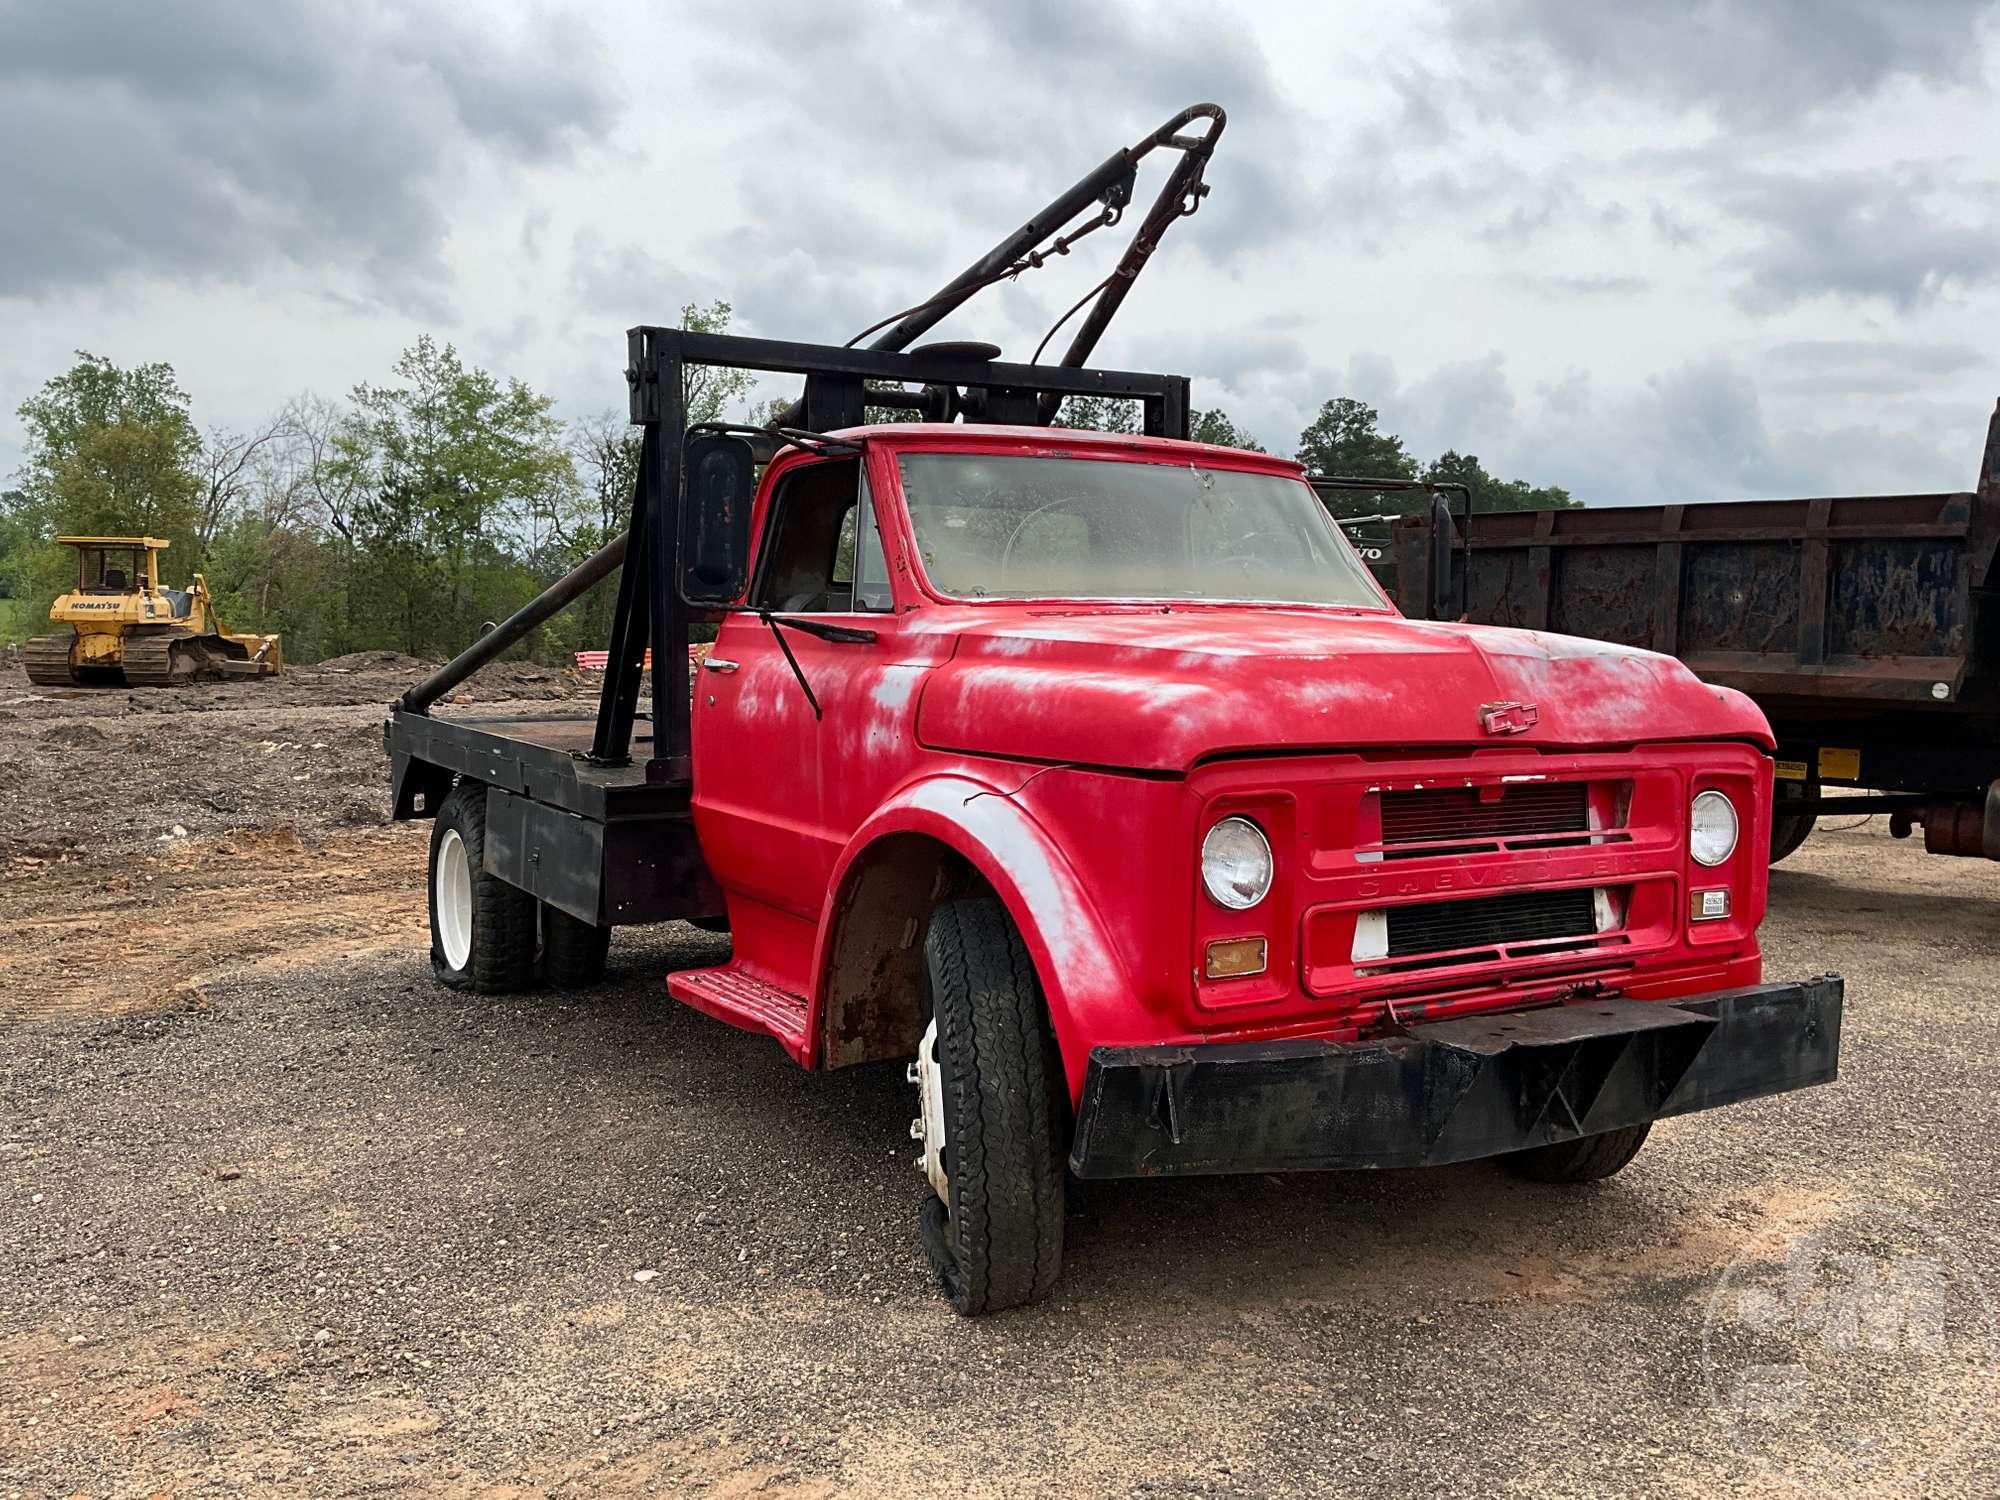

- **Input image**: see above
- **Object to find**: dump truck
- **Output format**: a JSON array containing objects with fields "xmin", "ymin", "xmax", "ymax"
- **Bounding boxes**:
[
  {"xmin": 381, "ymin": 105, "xmax": 1843, "ymax": 1314},
  {"xmin": 24, "ymin": 535, "xmax": 282, "ymax": 687},
  {"xmin": 1389, "ymin": 402, "xmax": 2000, "ymax": 862}
]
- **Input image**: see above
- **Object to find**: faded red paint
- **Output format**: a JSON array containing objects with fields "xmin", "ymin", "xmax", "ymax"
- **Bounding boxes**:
[{"xmin": 668, "ymin": 424, "xmax": 1774, "ymax": 1101}]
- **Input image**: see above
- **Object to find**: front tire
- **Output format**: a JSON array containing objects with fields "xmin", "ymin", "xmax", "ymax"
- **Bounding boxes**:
[
  {"xmin": 1503, "ymin": 1123, "xmax": 1651, "ymax": 1183},
  {"xmin": 428, "ymin": 783, "xmax": 536, "ymax": 993},
  {"xmin": 917, "ymin": 894, "xmax": 1067, "ymax": 1315}
]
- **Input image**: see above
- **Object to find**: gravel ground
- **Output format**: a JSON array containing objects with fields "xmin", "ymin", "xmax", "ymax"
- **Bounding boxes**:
[
  {"xmin": 3, "ymin": 725, "xmax": 1998, "ymax": 1493},
  {"xmin": 0, "ymin": 654, "xmax": 585, "ymax": 863},
  {"xmin": 0, "ymin": 660, "xmax": 597, "ymax": 1023}
]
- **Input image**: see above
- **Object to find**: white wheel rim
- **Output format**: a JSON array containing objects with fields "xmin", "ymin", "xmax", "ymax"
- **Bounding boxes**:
[
  {"xmin": 909, "ymin": 1020, "xmax": 950, "ymax": 1203},
  {"xmin": 436, "ymin": 827, "xmax": 473, "ymax": 970}
]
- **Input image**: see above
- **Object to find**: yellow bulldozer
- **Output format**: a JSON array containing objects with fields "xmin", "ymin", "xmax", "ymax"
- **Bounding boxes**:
[{"xmin": 23, "ymin": 536, "xmax": 283, "ymax": 687}]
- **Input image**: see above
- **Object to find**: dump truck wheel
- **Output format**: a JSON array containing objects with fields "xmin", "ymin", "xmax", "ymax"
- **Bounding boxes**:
[
  {"xmin": 915, "ymin": 894, "xmax": 1066, "ymax": 1316},
  {"xmin": 428, "ymin": 783, "xmax": 536, "ymax": 993},
  {"xmin": 541, "ymin": 903, "xmax": 610, "ymax": 988},
  {"xmin": 1503, "ymin": 1123, "xmax": 1651, "ymax": 1183},
  {"xmin": 1770, "ymin": 782, "xmax": 1816, "ymax": 864}
]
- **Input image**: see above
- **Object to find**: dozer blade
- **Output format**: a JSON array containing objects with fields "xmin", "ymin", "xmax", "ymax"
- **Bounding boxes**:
[{"xmin": 212, "ymin": 656, "xmax": 282, "ymax": 678}]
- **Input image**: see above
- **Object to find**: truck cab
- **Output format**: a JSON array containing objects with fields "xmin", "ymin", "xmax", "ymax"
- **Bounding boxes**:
[{"xmin": 387, "ymin": 332, "xmax": 1841, "ymax": 1316}]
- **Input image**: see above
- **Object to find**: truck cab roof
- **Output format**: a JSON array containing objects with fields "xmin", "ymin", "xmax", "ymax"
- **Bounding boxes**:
[{"xmin": 806, "ymin": 422, "xmax": 1303, "ymax": 476}]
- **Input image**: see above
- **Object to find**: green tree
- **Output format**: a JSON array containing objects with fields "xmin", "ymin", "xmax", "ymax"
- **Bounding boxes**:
[
  {"xmin": 15, "ymin": 352, "xmax": 201, "ymax": 480},
  {"xmin": 1189, "ymin": 407, "xmax": 1266, "ymax": 452},
  {"xmin": 1423, "ymin": 450, "xmax": 1578, "ymax": 512},
  {"xmin": 1295, "ymin": 397, "xmax": 1422, "ymax": 521},
  {"xmin": 4, "ymin": 352, "xmax": 207, "ymax": 605},
  {"xmin": 329, "ymin": 335, "xmax": 574, "ymax": 657},
  {"xmin": 680, "ymin": 300, "xmax": 755, "ymax": 426},
  {"xmin": 1054, "ymin": 395, "xmax": 1140, "ymax": 434},
  {"xmin": 540, "ymin": 299, "xmax": 770, "ymax": 658},
  {"xmin": 1295, "ymin": 397, "xmax": 1418, "ymax": 481}
]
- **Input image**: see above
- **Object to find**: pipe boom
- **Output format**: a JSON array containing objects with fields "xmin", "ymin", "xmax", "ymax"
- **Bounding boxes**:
[{"xmin": 396, "ymin": 528, "xmax": 630, "ymax": 715}]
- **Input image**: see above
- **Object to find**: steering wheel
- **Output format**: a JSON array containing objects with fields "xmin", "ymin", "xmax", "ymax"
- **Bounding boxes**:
[
  {"xmin": 1215, "ymin": 545, "xmax": 1280, "ymax": 579},
  {"xmin": 998, "ymin": 494, "xmax": 1086, "ymax": 584}
]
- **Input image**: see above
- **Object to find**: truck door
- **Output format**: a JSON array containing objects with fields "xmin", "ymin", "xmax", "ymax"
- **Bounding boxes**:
[{"xmin": 692, "ymin": 454, "xmax": 925, "ymax": 939}]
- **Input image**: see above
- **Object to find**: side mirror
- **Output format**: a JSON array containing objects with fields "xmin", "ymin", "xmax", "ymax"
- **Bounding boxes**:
[{"xmin": 678, "ymin": 433, "xmax": 756, "ymax": 606}]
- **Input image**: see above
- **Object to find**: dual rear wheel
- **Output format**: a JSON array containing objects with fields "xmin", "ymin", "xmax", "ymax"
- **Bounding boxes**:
[{"xmin": 428, "ymin": 783, "xmax": 610, "ymax": 992}]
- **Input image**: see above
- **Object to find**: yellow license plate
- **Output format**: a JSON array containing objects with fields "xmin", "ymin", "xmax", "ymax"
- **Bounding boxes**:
[{"xmin": 1817, "ymin": 747, "xmax": 1861, "ymax": 782}]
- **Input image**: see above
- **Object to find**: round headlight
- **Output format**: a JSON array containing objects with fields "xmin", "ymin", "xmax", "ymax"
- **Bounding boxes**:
[
  {"xmin": 1201, "ymin": 816, "xmax": 1273, "ymax": 910},
  {"xmin": 1690, "ymin": 790, "xmax": 1739, "ymax": 867}
]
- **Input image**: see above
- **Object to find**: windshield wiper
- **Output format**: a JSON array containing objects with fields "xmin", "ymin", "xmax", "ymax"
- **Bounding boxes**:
[
  {"xmin": 764, "ymin": 615, "xmax": 877, "ymax": 645},
  {"xmin": 757, "ymin": 612, "xmax": 877, "ymax": 720}
]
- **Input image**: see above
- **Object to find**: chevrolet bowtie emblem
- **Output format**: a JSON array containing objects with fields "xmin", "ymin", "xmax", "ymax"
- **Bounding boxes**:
[{"xmin": 1480, "ymin": 701, "xmax": 1539, "ymax": 735}]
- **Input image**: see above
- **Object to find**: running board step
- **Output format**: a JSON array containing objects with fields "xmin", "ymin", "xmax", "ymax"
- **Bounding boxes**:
[{"xmin": 667, "ymin": 965, "xmax": 810, "ymax": 1063}]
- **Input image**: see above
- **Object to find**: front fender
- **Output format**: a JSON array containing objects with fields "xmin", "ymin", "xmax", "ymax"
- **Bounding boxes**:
[{"xmin": 815, "ymin": 773, "xmax": 1137, "ymax": 1100}]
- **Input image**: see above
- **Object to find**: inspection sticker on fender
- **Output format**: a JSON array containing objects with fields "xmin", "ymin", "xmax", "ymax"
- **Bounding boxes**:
[{"xmin": 1817, "ymin": 747, "xmax": 1861, "ymax": 782}]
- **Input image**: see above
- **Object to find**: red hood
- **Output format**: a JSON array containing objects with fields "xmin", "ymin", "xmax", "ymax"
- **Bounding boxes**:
[{"xmin": 914, "ymin": 607, "xmax": 1772, "ymax": 772}]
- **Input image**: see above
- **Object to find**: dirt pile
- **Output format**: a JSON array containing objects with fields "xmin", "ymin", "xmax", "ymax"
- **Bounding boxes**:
[
  {"xmin": 315, "ymin": 649, "xmax": 435, "ymax": 673},
  {"xmin": 0, "ymin": 658, "xmax": 601, "ymax": 863}
]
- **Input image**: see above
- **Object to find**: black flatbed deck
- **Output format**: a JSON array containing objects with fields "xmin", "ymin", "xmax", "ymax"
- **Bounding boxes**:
[
  {"xmin": 385, "ymin": 707, "xmax": 715, "ymax": 926},
  {"xmin": 385, "ymin": 709, "xmax": 689, "ymax": 822}
]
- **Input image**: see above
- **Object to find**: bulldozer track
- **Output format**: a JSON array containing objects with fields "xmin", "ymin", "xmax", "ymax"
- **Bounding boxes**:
[
  {"xmin": 23, "ymin": 632, "xmax": 80, "ymax": 687},
  {"xmin": 120, "ymin": 629, "xmax": 202, "ymax": 687}
]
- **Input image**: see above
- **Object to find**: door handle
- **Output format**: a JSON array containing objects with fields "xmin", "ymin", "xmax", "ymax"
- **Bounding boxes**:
[{"xmin": 702, "ymin": 657, "xmax": 740, "ymax": 673}]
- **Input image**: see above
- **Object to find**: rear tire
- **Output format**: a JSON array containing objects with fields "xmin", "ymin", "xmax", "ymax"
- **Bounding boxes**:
[
  {"xmin": 540, "ymin": 903, "xmax": 610, "ymax": 987},
  {"xmin": 428, "ymin": 783, "xmax": 536, "ymax": 993},
  {"xmin": 918, "ymin": 894, "xmax": 1067, "ymax": 1315},
  {"xmin": 1503, "ymin": 1123, "xmax": 1651, "ymax": 1183}
]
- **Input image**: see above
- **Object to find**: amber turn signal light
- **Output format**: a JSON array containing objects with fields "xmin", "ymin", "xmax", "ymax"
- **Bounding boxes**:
[{"xmin": 1204, "ymin": 937, "xmax": 1267, "ymax": 979}]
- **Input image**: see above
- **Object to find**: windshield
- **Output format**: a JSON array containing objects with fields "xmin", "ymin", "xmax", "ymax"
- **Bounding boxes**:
[
  {"xmin": 78, "ymin": 547, "xmax": 144, "ymax": 593},
  {"xmin": 895, "ymin": 452, "xmax": 1385, "ymax": 606}
]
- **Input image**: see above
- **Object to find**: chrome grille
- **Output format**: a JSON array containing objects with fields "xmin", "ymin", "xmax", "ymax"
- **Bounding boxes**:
[
  {"xmin": 1380, "ymin": 783, "xmax": 1588, "ymax": 848},
  {"xmin": 1385, "ymin": 887, "xmax": 1597, "ymax": 959}
]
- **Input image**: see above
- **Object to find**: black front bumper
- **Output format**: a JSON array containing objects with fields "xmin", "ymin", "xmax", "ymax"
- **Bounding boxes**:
[{"xmin": 1068, "ymin": 976, "xmax": 1843, "ymax": 1179}]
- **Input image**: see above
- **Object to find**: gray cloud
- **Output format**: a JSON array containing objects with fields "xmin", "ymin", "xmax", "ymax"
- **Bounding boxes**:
[
  {"xmin": 2, "ymin": 0, "xmax": 1993, "ymax": 518},
  {"xmin": 1708, "ymin": 162, "xmax": 2000, "ymax": 312},
  {"xmin": 0, "ymin": 1, "xmax": 615, "ymax": 306},
  {"xmin": 1648, "ymin": 201, "xmax": 1700, "ymax": 249},
  {"xmin": 1511, "ymin": 272, "xmax": 1652, "ymax": 297},
  {"xmin": 667, "ymin": 0, "xmax": 1305, "ymax": 346},
  {"xmin": 1757, "ymin": 338, "xmax": 1988, "ymax": 395},
  {"xmin": 1301, "ymin": 349, "xmax": 1981, "ymax": 506},
  {"xmin": 1507, "ymin": 358, "xmax": 1982, "ymax": 504},
  {"xmin": 1445, "ymin": 0, "xmax": 1994, "ymax": 128}
]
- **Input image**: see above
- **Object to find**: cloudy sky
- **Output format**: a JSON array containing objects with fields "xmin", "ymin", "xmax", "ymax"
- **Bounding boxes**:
[{"xmin": 3, "ymin": 0, "xmax": 1997, "ymax": 504}]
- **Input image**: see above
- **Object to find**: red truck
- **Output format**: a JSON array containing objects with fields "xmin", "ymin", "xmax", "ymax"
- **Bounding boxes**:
[
  {"xmin": 385, "ymin": 329, "xmax": 1841, "ymax": 1315},
  {"xmin": 383, "ymin": 114, "xmax": 1840, "ymax": 1314}
]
